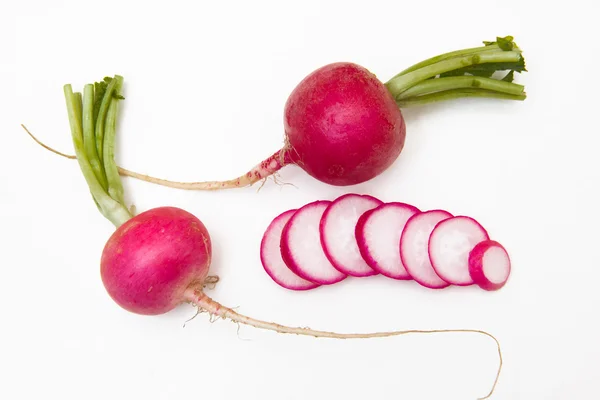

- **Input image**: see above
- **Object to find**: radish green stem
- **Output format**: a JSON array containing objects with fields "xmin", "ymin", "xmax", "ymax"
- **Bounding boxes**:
[
  {"xmin": 103, "ymin": 76, "xmax": 126, "ymax": 206},
  {"xmin": 386, "ymin": 50, "xmax": 523, "ymax": 96},
  {"xmin": 64, "ymin": 82, "xmax": 131, "ymax": 227},
  {"xmin": 396, "ymin": 76, "xmax": 524, "ymax": 100},
  {"xmin": 82, "ymin": 85, "xmax": 108, "ymax": 190},
  {"xmin": 94, "ymin": 77, "xmax": 118, "ymax": 162},
  {"xmin": 396, "ymin": 88, "xmax": 526, "ymax": 107},
  {"xmin": 392, "ymin": 43, "xmax": 505, "ymax": 79}
]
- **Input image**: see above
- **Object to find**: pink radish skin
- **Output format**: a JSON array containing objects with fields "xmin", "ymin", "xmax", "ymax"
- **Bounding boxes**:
[
  {"xmin": 469, "ymin": 240, "xmax": 511, "ymax": 291},
  {"xmin": 355, "ymin": 202, "xmax": 420, "ymax": 280},
  {"xmin": 428, "ymin": 216, "xmax": 490, "ymax": 286},
  {"xmin": 400, "ymin": 210, "xmax": 453, "ymax": 289},
  {"xmin": 281, "ymin": 201, "xmax": 347, "ymax": 285},
  {"xmin": 101, "ymin": 206, "xmax": 212, "ymax": 315},
  {"xmin": 320, "ymin": 194, "xmax": 383, "ymax": 277},
  {"xmin": 260, "ymin": 209, "xmax": 320, "ymax": 291}
]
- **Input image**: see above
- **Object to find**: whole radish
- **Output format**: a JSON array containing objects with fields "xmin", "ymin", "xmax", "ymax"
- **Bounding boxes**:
[
  {"xmin": 68, "ymin": 36, "xmax": 526, "ymax": 190},
  {"xmin": 26, "ymin": 36, "xmax": 527, "ymax": 191},
  {"xmin": 33, "ymin": 74, "xmax": 504, "ymax": 400}
]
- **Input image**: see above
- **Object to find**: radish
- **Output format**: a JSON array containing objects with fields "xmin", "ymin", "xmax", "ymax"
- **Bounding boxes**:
[
  {"xmin": 260, "ymin": 209, "xmax": 320, "ymax": 290},
  {"xmin": 320, "ymin": 194, "xmax": 383, "ymax": 277},
  {"xmin": 355, "ymin": 202, "xmax": 420, "ymax": 280},
  {"xmin": 400, "ymin": 210, "xmax": 453, "ymax": 289},
  {"xmin": 469, "ymin": 240, "xmax": 511, "ymax": 291},
  {"xmin": 280, "ymin": 201, "xmax": 347, "ymax": 284},
  {"xmin": 28, "ymin": 37, "xmax": 527, "ymax": 191},
  {"xmin": 27, "ymin": 75, "xmax": 505, "ymax": 400},
  {"xmin": 429, "ymin": 216, "xmax": 490, "ymax": 286}
]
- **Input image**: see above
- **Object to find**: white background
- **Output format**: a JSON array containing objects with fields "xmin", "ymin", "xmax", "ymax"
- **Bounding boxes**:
[{"xmin": 2, "ymin": 1, "xmax": 598, "ymax": 399}]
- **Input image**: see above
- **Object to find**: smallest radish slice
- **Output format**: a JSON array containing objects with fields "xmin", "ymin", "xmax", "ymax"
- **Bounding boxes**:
[
  {"xmin": 429, "ymin": 216, "xmax": 490, "ymax": 286},
  {"xmin": 356, "ymin": 202, "xmax": 420, "ymax": 280},
  {"xmin": 260, "ymin": 209, "xmax": 320, "ymax": 291},
  {"xmin": 468, "ymin": 240, "xmax": 511, "ymax": 291}
]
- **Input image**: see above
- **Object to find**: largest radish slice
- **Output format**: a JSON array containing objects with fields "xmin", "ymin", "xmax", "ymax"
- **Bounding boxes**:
[
  {"xmin": 320, "ymin": 194, "xmax": 383, "ymax": 277},
  {"xmin": 281, "ymin": 201, "xmax": 347, "ymax": 285},
  {"xmin": 400, "ymin": 210, "xmax": 453, "ymax": 289},
  {"xmin": 355, "ymin": 202, "xmax": 420, "ymax": 280},
  {"xmin": 428, "ymin": 216, "xmax": 490, "ymax": 286},
  {"xmin": 260, "ymin": 209, "xmax": 320, "ymax": 291}
]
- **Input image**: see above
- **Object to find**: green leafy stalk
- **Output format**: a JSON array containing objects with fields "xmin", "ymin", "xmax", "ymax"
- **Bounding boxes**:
[
  {"xmin": 94, "ymin": 76, "xmax": 118, "ymax": 162},
  {"xmin": 64, "ymin": 81, "xmax": 131, "ymax": 227},
  {"xmin": 103, "ymin": 75, "xmax": 126, "ymax": 206},
  {"xmin": 82, "ymin": 85, "xmax": 108, "ymax": 190},
  {"xmin": 396, "ymin": 76, "xmax": 524, "ymax": 100},
  {"xmin": 396, "ymin": 88, "xmax": 526, "ymax": 108},
  {"xmin": 385, "ymin": 36, "xmax": 527, "ymax": 107}
]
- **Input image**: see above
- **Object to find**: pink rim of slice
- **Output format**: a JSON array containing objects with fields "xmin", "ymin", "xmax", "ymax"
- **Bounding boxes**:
[
  {"xmin": 281, "ymin": 201, "xmax": 347, "ymax": 285},
  {"xmin": 320, "ymin": 193, "xmax": 383, "ymax": 277},
  {"xmin": 260, "ymin": 209, "xmax": 320, "ymax": 290},
  {"xmin": 468, "ymin": 240, "xmax": 511, "ymax": 291},
  {"xmin": 355, "ymin": 202, "xmax": 420, "ymax": 280},
  {"xmin": 400, "ymin": 210, "xmax": 453, "ymax": 289},
  {"xmin": 428, "ymin": 216, "xmax": 490, "ymax": 286}
]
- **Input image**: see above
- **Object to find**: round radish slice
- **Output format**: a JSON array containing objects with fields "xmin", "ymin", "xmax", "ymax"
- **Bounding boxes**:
[
  {"xmin": 428, "ymin": 216, "xmax": 490, "ymax": 286},
  {"xmin": 281, "ymin": 201, "xmax": 347, "ymax": 285},
  {"xmin": 468, "ymin": 240, "xmax": 511, "ymax": 291},
  {"xmin": 260, "ymin": 209, "xmax": 320, "ymax": 290},
  {"xmin": 355, "ymin": 202, "xmax": 420, "ymax": 280},
  {"xmin": 320, "ymin": 194, "xmax": 383, "ymax": 277},
  {"xmin": 400, "ymin": 210, "xmax": 453, "ymax": 289}
]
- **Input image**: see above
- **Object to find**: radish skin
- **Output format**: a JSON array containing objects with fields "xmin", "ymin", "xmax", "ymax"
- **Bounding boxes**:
[
  {"xmin": 260, "ymin": 209, "xmax": 320, "ymax": 290},
  {"xmin": 356, "ymin": 202, "xmax": 420, "ymax": 280},
  {"xmin": 428, "ymin": 216, "xmax": 490, "ymax": 286},
  {"xmin": 280, "ymin": 201, "xmax": 347, "ymax": 285},
  {"xmin": 469, "ymin": 240, "xmax": 511, "ymax": 291},
  {"xmin": 400, "ymin": 210, "xmax": 453, "ymax": 289},
  {"xmin": 320, "ymin": 194, "xmax": 383, "ymax": 277}
]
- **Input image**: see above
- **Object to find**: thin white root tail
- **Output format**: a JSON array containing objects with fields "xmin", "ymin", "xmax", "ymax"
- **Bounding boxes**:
[
  {"xmin": 21, "ymin": 124, "xmax": 287, "ymax": 191},
  {"xmin": 185, "ymin": 289, "xmax": 502, "ymax": 400}
]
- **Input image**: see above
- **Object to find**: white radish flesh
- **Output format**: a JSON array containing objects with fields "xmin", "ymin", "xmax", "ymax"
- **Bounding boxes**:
[
  {"xmin": 281, "ymin": 201, "xmax": 347, "ymax": 285},
  {"xmin": 468, "ymin": 240, "xmax": 511, "ymax": 291},
  {"xmin": 320, "ymin": 194, "xmax": 383, "ymax": 277},
  {"xmin": 260, "ymin": 209, "xmax": 320, "ymax": 290},
  {"xmin": 355, "ymin": 202, "xmax": 420, "ymax": 280},
  {"xmin": 400, "ymin": 210, "xmax": 453, "ymax": 289},
  {"xmin": 428, "ymin": 216, "xmax": 490, "ymax": 286}
]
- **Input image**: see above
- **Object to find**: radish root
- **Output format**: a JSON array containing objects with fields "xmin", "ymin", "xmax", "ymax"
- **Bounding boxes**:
[
  {"xmin": 21, "ymin": 124, "xmax": 288, "ymax": 191},
  {"xmin": 186, "ymin": 288, "xmax": 502, "ymax": 400}
]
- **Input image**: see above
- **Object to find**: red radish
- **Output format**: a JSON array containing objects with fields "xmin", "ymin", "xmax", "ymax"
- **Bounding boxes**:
[
  {"xmin": 355, "ymin": 202, "xmax": 420, "ymax": 280},
  {"xmin": 320, "ymin": 194, "xmax": 383, "ymax": 277},
  {"xmin": 400, "ymin": 210, "xmax": 453, "ymax": 289},
  {"xmin": 468, "ymin": 240, "xmax": 511, "ymax": 291},
  {"xmin": 46, "ymin": 37, "xmax": 525, "ymax": 191},
  {"xmin": 260, "ymin": 209, "xmax": 320, "ymax": 290},
  {"xmin": 27, "ymin": 75, "xmax": 506, "ymax": 400},
  {"xmin": 429, "ymin": 216, "xmax": 490, "ymax": 286},
  {"xmin": 281, "ymin": 201, "xmax": 347, "ymax": 284}
]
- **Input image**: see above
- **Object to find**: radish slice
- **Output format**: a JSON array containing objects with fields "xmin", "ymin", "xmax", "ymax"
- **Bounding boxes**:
[
  {"xmin": 355, "ymin": 202, "xmax": 420, "ymax": 280},
  {"xmin": 320, "ymin": 194, "xmax": 383, "ymax": 277},
  {"xmin": 468, "ymin": 240, "xmax": 511, "ymax": 291},
  {"xmin": 260, "ymin": 209, "xmax": 320, "ymax": 290},
  {"xmin": 428, "ymin": 216, "xmax": 490, "ymax": 286},
  {"xmin": 400, "ymin": 210, "xmax": 453, "ymax": 289},
  {"xmin": 281, "ymin": 201, "xmax": 347, "ymax": 285}
]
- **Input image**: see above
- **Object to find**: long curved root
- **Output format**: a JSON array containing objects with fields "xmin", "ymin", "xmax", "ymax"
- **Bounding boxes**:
[
  {"xmin": 185, "ymin": 289, "xmax": 502, "ymax": 400},
  {"xmin": 21, "ymin": 124, "xmax": 288, "ymax": 191}
]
